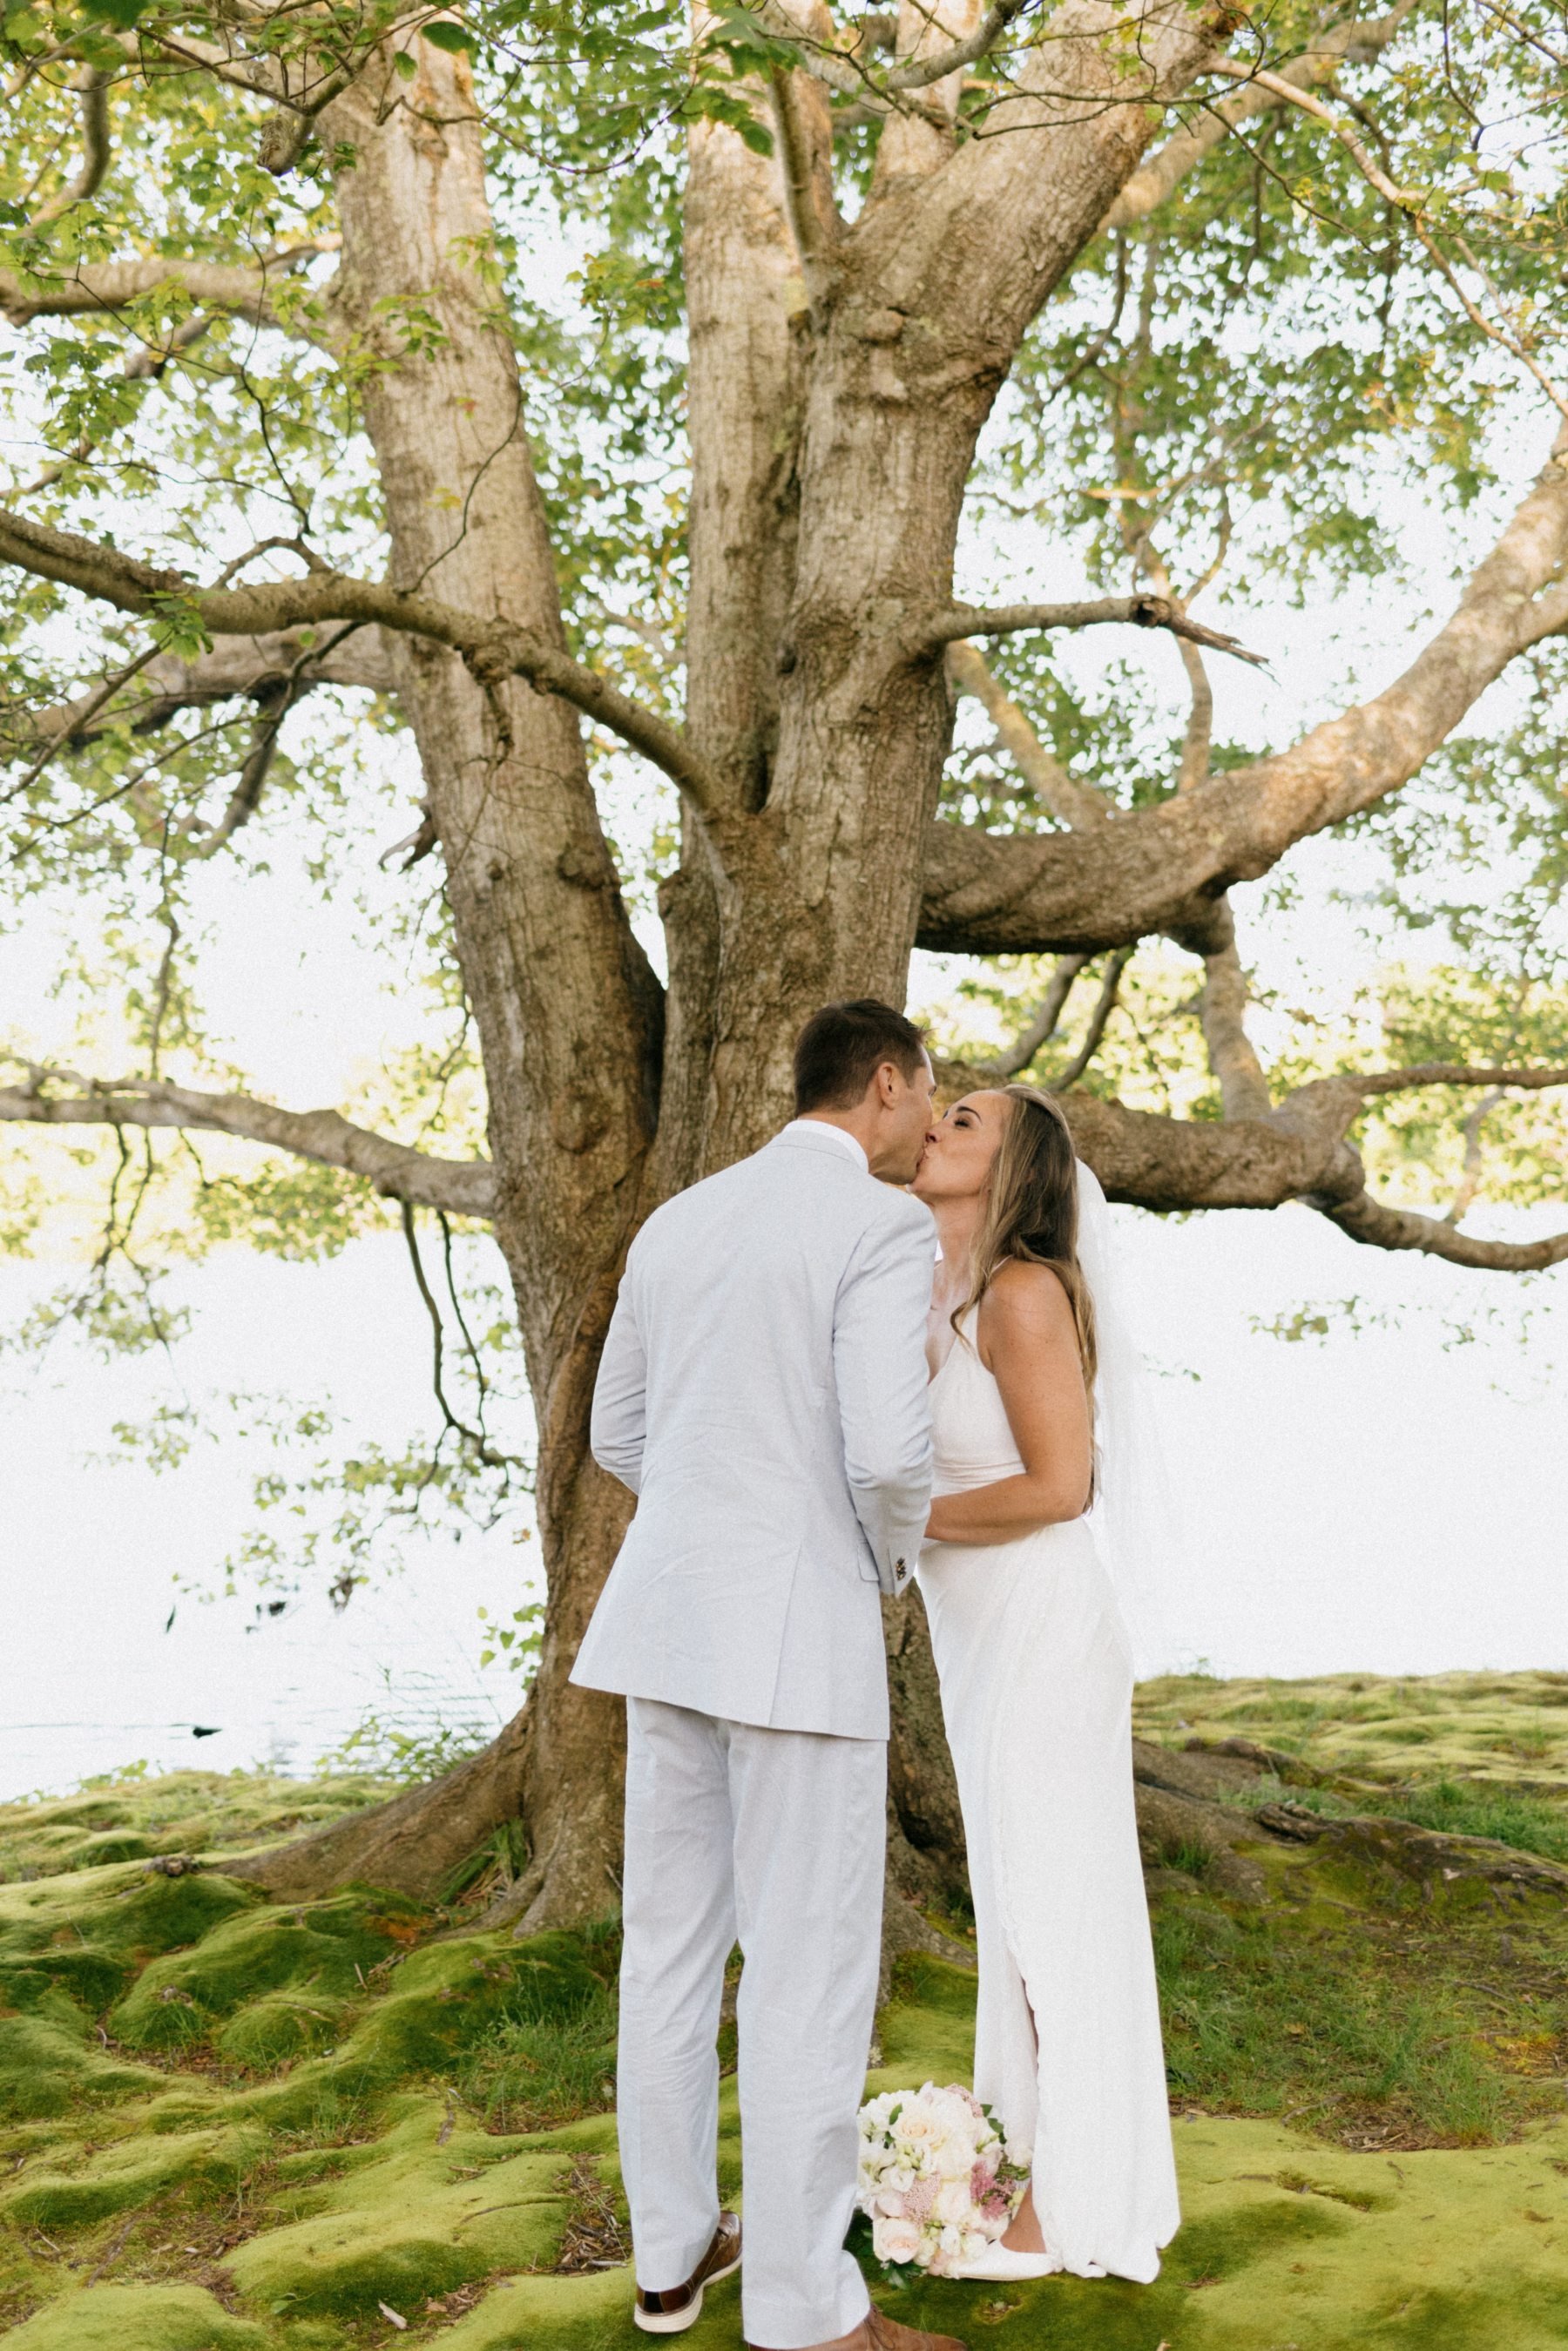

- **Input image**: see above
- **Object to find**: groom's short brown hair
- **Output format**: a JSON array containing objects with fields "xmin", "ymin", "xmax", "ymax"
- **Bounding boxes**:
[{"xmin": 793, "ymin": 999, "xmax": 928, "ymax": 1114}]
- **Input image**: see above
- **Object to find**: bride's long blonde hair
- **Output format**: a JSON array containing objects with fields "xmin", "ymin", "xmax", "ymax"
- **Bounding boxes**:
[{"xmin": 951, "ymin": 1084, "xmax": 1098, "ymax": 1397}]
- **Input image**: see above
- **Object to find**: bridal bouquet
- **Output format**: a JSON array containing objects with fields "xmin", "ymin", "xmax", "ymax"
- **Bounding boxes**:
[{"xmin": 855, "ymin": 2083, "xmax": 1025, "ymax": 2277}]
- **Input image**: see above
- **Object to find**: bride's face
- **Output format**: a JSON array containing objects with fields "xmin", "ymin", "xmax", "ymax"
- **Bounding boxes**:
[{"xmin": 911, "ymin": 1091, "xmax": 1009, "ymax": 1202}]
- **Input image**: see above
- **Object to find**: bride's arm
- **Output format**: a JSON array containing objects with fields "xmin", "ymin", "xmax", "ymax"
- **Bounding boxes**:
[{"xmin": 924, "ymin": 1261, "xmax": 1092, "ymax": 1544}]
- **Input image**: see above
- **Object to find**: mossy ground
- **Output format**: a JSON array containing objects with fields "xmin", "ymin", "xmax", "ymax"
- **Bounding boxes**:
[{"xmin": 2, "ymin": 1677, "xmax": 1565, "ymax": 2349}]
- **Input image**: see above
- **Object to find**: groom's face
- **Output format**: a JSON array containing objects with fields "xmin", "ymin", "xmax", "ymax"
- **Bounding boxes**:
[{"xmin": 871, "ymin": 1051, "xmax": 936, "ymax": 1185}]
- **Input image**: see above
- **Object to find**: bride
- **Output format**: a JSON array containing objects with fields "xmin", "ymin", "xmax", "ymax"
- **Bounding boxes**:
[{"xmin": 911, "ymin": 1082, "xmax": 1179, "ymax": 2286}]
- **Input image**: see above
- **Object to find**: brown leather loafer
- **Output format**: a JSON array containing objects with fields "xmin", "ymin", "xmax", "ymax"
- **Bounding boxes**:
[
  {"xmin": 634, "ymin": 2212, "xmax": 742, "ymax": 2334},
  {"xmin": 862, "ymin": 2310, "xmax": 970, "ymax": 2351},
  {"xmin": 747, "ymin": 2307, "xmax": 970, "ymax": 2351}
]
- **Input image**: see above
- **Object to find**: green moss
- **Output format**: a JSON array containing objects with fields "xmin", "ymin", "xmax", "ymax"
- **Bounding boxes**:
[
  {"xmin": 226, "ymin": 2101, "xmax": 572, "ymax": 2318},
  {"xmin": 0, "ymin": 1708, "xmax": 1563, "ymax": 2351},
  {"xmin": 216, "ymin": 1994, "xmax": 356, "ymax": 2071},
  {"xmin": 0, "ymin": 1864, "xmax": 261, "ymax": 1979},
  {"xmin": 3, "ymin": 2126, "xmax": 258, "ymax": 2229},
  {"xmin": 455, "ymin": 1936, "xmax": 618, "ymax": 2133},
  {"xmin": 0, "ymin": 1771, "xmax": 399, "ymax": 1888},
  {"xmin": 1136, "ymin": 1670, "xmax": 1568, "ymax": 1787},
  {"xmin": 111, "ymin": 1893, "xmax": 407, "ymax": 2058},
  {"xmin": 0, "ymin": 1998, "xmax": 165, "ymax": 2120},
  {"xmin": 0, "ymin": 1945, "xmax": 129, "ymax": 2013},
  {"xmin": 874, "ymin": 1955, "xmax": 981, "ymax": 2088},
  {"xmin": 5, "ymin": 2283, "xmax": 269, "ymax": 2348},
  {"xmin": 315, "ymin": 1928, "xmax": 605, "ymax": 2091},
  {"xmin": 437, "ymin": 2265, "xmax": 640, "ymax": 2349}
]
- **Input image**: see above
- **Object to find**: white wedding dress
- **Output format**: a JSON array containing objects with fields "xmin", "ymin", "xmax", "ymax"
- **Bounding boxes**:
[{"xmin": 917, "ymin": 1303, "xmax": 1179, "ymax": 2283}]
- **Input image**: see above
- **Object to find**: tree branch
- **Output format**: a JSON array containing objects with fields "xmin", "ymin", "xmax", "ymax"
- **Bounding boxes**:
[
  {"xmin": 1200, "ymin": 932, "xmax": 1271, "ymax": 1118},
  {"xmin": 1205, "ymin": 55, "xmax": 1568, "ymax": 421},
  {"xmin": 941, "ymin": 1064, "xmax": 1568, "ymax": 1274},
  {"xmin": 1321, "ymin": 1191, "xmax": 1568, "ymax": 1271},
  {"xmin": 0, "ymin": 509, "xmax": 727, "ymax": 822},
  {"xmin": 945, "ymin": 638, "xmax": 1113, "ymax": 828},
  {"xmin": 1446, "ymin": 1088, "xmax": 1504, "ymax": 1226},
  {"xmin": 917, "ymin": 592, "xmax": 1267, "ymax": 665},
  {"xmin": 917, "ymin": 421, "xmax": 1568, "ymax": 956},
  {"xmin": 0, "ymin": 1066, "xmax": 495, "ymax": 1219},
  {"xmin": 843, "ymin": 0, "xmax": 1218, "ymax": 362},
  {"xmin": 766, "ymin": 46, "xmax": 841, "ymax": 308},
  {"xmin": 985, "ymin": 952, "xmax": 1092, "ymax": 1077},
  {"xmin": 1101, "ymin": 0, "xmax": 1417, "ymax": 232},
  {"xmin": 884, "ymin": 0, "xmax": 1036, "ymax": 89},
  {"xmin": 11, "ymin": 626, "xmax": 396, "ymax": 752},
  {"xmin": 0, "ymin": 247, "xmax": 335, "ymax": 337},
  {"xmin": 1047, "ymin": 943, "xmax": 1133, "ymax": 1089},
  {"xmin": 27, "ymin": 66, "xmax": 112, "ymax": 231}
]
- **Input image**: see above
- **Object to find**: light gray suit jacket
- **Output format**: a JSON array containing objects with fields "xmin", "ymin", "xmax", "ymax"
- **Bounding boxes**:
[{"xmin": 571, "ymin": 1125, "xmax": 936, "ymax": 1740}]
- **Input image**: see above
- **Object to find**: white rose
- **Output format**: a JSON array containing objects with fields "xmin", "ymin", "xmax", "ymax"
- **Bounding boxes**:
[
  {"xmin": 898, "ymin": 2110, "xmax": 939, "ymax": 2146},
  {"xmin": 873, "ymin": 2217, "xmax": 923, "ymax": 2266},
  {"xmin": 934, "ymin": 2177, "xmax": 973, "ymax": 2226}
]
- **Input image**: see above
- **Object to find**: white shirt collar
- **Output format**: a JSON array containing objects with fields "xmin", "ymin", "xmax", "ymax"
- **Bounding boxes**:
[{"xmin": 778, "ymin": 1118, "xmax": 869, "ymax": 1174}]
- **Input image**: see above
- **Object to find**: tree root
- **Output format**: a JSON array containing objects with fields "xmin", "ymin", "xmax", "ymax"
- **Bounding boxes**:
[{"xmin": 1254, "ymin": 1801, "xmax": 1568, "ymax": 1898}]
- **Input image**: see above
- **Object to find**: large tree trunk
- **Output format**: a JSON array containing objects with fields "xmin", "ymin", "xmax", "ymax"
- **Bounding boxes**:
[{"xmin": 236, "ymin": 37, "xmax": 655, "ymax": 1925}]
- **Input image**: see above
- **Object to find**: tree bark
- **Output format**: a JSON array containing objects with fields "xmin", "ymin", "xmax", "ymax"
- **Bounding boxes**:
[{"xmin": 238, "ymin": 38, "xmax": 666, "ymax": 1927}]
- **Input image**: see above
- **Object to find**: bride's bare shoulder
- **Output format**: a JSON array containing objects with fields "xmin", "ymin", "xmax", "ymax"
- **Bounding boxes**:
[{"xmin": 977, "ymin": 1259, "xmax": 1077, "ymax": 1357}]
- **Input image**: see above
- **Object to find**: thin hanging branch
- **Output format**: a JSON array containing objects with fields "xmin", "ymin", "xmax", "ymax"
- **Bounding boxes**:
[
  {"xmin": 1047, "ymin": 945, "xmax": 1135, "ymax": 1091},
  {"xmin": 986, "ymin": 954, "xmax": 1092, "ymax": 1078},
  {"xmin": 399, "ymin": 1202, "xmax": 521, "ymax": 1476}
]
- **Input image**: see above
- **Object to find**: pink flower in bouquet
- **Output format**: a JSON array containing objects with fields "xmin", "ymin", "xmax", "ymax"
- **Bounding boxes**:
[{"xmin": 904, "ymin": 2174, "xmax": 938, "ymax": 2223}]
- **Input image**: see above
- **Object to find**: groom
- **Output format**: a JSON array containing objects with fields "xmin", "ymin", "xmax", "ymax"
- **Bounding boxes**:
[{"xmin": 573, "ymin": 1001, "xmax": 967, "ymax": 2351}]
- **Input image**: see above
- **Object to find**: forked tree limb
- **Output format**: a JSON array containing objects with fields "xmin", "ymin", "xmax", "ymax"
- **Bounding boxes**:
[
  {"xmin": 948, "ymin": 638, "xmax": 1270, "ymax": 1111},
  {"xmin": 1046, "ymin": 943, "xmax": 1133, "ymax": 1091},
  {"xmin": 0, "ymin": 506, "xmax": 728, "ymax": 822},
  {"xmin": 918, "ymin": 421, "xmax": 1568, "ymax": 956},
  {"xmin": 0, "ymin": 1069, "xmax": 495, "ymax": 1218},
  {"xmin": 929, "ymin": 1055, "xmax": 1568, "ymax": 1269},
  {"xmin": 985, "ymin": 953, "xmax": 1092, "ymax": 1077}
]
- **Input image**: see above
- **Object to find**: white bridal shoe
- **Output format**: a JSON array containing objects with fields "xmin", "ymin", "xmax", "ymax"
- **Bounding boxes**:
[{"xmin": 943, "ymin": 2244, "xmax": 1063, "ymax": 2282}]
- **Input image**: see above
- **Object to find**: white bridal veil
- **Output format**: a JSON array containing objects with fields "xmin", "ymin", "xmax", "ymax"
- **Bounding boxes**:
[{"xmin": 1074, "ymin": 1160, "xmax": 1179, "ymax": 1679}]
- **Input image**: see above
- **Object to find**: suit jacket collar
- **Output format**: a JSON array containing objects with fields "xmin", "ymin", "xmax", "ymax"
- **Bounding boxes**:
[{"xmin": 768, "ymin": 1120, "xmax": 870, "ymax": 1174}]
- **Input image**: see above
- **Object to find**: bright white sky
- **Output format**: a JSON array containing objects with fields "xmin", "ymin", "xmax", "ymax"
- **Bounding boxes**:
[{"xmin": 2, "ymin": 239, "xmax": 1565, "ymax": 1802}]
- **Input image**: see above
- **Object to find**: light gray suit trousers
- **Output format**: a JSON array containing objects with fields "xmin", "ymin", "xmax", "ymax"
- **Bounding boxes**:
[{"xmin": 573, "ymin": 1125, "xmax": 936, "ymax": 2348}]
